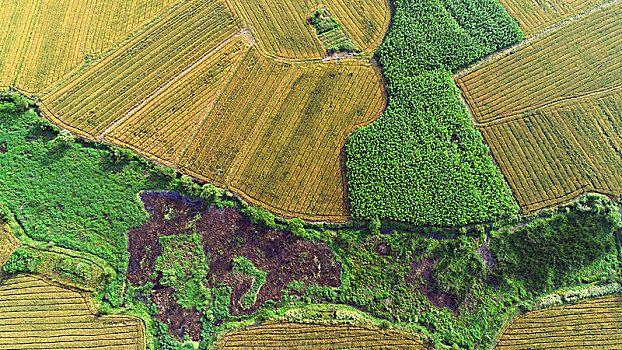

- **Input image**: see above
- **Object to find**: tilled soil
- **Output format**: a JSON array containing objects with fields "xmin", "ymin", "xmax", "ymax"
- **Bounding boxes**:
[{"xmin": 126, "ymin": 191, "xmax": 341, "ymax": 340}]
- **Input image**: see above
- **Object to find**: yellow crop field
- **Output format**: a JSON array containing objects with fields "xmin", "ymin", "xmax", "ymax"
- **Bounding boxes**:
[
  {"xmin": 104, "ymin": 36, "xmax": 251, "ymax": 163},
  {"xmin": 456, "ymin": 3, "xmax": 622, "ymax": 213},
  {"xmin": 40, "ymin": 0, "xmax": 241, "ymax": 139},
  {"xmin": 0, "ymin": 0, "xmax": 178, "ymax": 94},
  {"xmin": 457, "ymin": 2, "xmax": 621, "ymax": 123},
  {"xmin": 230, "ymin": 0, "xmax": 390, "ymax": 58},
  {"xmin": 480, "ymin": 88, "xmax": 622, "ymax": 212},
  {"xmin": 498, "ymin": 0, "xmax": 607, "ymax": 36},
  {"xmin": 38, "ymin": 0, "xmax": 386, "ymax": 221},
  {"xmin": 496, "ymin": 294, "xmax": 622, "ymax": 349},
  {"xmin": 0, "ymin": 224, "xmax": 19, "ymax": 269},
  {"xmin": 0, "ymin": 274, "xmax": 145, "ymax": 350},
  {"xmin": 218, "ymin": 322, "xmax": 427, "ymax": 349},
  {"xmin": 177, "ymin": 48, "xmax": 385, "ymax": 220}
]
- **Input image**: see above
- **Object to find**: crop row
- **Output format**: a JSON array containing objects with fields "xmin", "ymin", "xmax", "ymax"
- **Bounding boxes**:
[
  {"xmin": 457, "ymin": 3, "xmax": 621, "ymax": 122},
  {"xmin": 497, "ymin": 295, "xmax": 622, "ymax": 349},
  {"xmin": 498, "ymin": 0, "xmax": 603, "ymax": 36},
  {"xmin": 219, "ymin": 322, "xmax": 425, "ymax": 349},
  {"xmin": 0, "ymin": 274, "xmax": 144, "ymax": 350},
  {"xmin": 480, "ymin": 88, "xmax": 622, "ymax": 212},
  {"xmin": 41, "ymin": 0, "xmax": 241, "ymax": 138},
  {"xmin": 0, "ymin": 0, "xmax": 177, "ymax": 94}
]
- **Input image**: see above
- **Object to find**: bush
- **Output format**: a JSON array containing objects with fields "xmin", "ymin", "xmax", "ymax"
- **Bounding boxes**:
[
  {"xmin": 490, "ymin": 194, "xmax": 621, "ymax": 289},
  {"xmin": 2, "ymin": 248, "xmax": 36, "ymax": 274}
]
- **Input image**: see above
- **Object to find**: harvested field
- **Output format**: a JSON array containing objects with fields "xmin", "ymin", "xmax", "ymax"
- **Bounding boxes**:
[
  {"xmin": 457, "ymin": 2, "xmax": 621, "ymax": 123},
  {"xmin": 218, "ymin": 321, "xmax": 427, "ymax": 349},
  {"xmin": 480, "ymin": 89, "xmax": 622, "ymax": 212},
  {"xmin": 0, "ymin": 0, "xmax": 177, "ymax": 94},
  {"xmin": 498, "ymin": 0, "xmax": 606, "ymax": 36},
  {"xmin": 0, "ymin": 274, "xmax": 145, "ymax": 350},
  {"xmin": 496, "ymin": 294, "xmax": 622, "ymax": 349},
  {"xmin": 126, "ymin": 192, "xmax": 341, "ymax": 336},
  {"xmin": 230, "ymin": 0, "xmax": 390, "ymax": 58},
  {"xmin": 40, "ymin": 0, "xmax": 241, "ymax": 138},
  {"xmin": 0, "ymin": 223, "xmax": 19, "ymax": 268}
]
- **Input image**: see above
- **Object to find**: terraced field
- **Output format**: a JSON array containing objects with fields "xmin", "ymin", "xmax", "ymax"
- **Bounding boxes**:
[
  {"xmin": 457, "ymin": 2, "xmax": 622, "ymax": 212},
  {"xmin": 0, "ymin": 274, "xmax": 145, "ymax": 350},
  {"xmin": 496, "ymin": 294, "xmax": 622, "ymax": 349},
  {"xmin": 218, "ymin": 322, "xmax": 426, "ymax": 349},
  {"xmin": 230, "ymin": 0, "xmax": 390, "ymax": 58},
  {"xmin": 0, "ymin": 0, "xmax": 177, "ymax": 94},
  {"xmin": 498, "ymin": 0, "xmax": 607, "ymax": 36}
]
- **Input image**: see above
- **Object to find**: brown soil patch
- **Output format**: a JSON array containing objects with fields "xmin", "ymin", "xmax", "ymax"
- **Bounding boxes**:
[
  {"xmin": 406, "ymin": 257, "xmax": 456, "ymax": 313},
  {"xmin": 150, "ymin": 286, "xmax": 201, "ymax": 340},
  {"xmin": 0, "ymin": 142, "xmax": 6, "ymax": 154},
  {"xmin": 126, "ymin": 192, "xmax": 341, "ymax": 339}
]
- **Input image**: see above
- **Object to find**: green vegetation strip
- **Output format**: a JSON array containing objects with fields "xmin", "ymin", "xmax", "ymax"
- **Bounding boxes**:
[{"xmin": 346, "ymin": 0, "xmax": 522, "ymax": 226}]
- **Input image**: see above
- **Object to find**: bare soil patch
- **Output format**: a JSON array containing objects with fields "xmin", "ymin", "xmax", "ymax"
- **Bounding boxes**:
[{"xmin": 126, "ymin": 192, "xmax": 341, "ymax": 339}]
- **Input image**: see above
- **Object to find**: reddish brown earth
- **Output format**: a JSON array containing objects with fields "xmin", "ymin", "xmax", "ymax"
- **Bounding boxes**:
[
  {"xmin": 406, "ymin": 257, "xmax": 456, "ymax": 313},
  {"xmin": 126, "ymin": 192, "xmax": 341, "ymax": 340}
]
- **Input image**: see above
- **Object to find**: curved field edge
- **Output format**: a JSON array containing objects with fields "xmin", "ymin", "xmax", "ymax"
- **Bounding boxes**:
[
  {"xmin": 0, "ymin": 223, "xmax": 19, "ymax": 269},
  {"xmin": 37, "ymin": 2, "xmax": 387, "ymax": 222},
  {"xmin": 345, "ymin": 0, "xmax": 523, "ymax": 226},
  {"xmin": 0, "ymin": 273, "xmax": 147, "ymax": 350}
]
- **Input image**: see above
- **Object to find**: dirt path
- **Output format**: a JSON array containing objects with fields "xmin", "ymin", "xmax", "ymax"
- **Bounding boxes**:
[
  {"xmin": 453, "ymin": 0, "xmax": 621, "ymax": 80},
  {"xmin": 97, "ymin": 30, "xmax": 248, "ymax": 141}
]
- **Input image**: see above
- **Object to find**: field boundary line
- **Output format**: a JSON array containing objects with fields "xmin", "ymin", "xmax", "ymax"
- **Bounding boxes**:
[
  {"xmin": 96, "ymin": 29, "xmax": 247, "ymax": 141},
  {"xmin": 474, "ymin": 84, "xmax": 622, "ymax": 127},
  {"xmin": 453, "ymin": 0, "xmax": 621, "ymax": 80}
]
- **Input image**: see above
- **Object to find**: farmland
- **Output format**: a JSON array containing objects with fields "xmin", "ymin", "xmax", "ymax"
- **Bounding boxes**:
[
  {"xmin": 0, "ymin": 274, "xmax": 145, "ymax": 350},
  {"xmin": 0, "ymin": 0, "xmax": 177, "ymax": 94},
  {"xmin": 218, "ymin": 322, "xmax": 426, "ymax": 349},
  {"xmin": 479, "ymin": 89, "xmax": 622, "ymax": 212},
  {"xmin": 36, "ymin": 0, "xmax": 386, "ymax": 221},
  {"xmin": 496, "ymin": 294, "xmax": 622, "ymax": 349},
  {"xmin": 457, "ymin": 3, "xmax": 621, "ymax": 122},
  {"xmin": 498, "ymin": 0, "xmax": 606, "ymax": 36},
  {"xmin": 457, "ymin": 1, "xmax": 622, "ymax": 212}
]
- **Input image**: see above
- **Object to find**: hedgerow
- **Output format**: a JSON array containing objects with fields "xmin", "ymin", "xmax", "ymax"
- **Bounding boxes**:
[{"xmin": 346, "ymin": 0, "xmax": 522, "ymax": 226}]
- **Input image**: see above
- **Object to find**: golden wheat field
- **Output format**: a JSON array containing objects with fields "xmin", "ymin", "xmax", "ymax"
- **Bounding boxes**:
[
  {"xmin": 0, "ymin": 0, "xmax": 177, "ymax": 94},
  {"xmin": 479, "ymin": 88, "xmax": 622, "ymax": 212},
  {"xmin": 456, "ymin": 2, "xmax": 622, "ymax": 212},
  {"xmin": 229, "ymin": 0, "xmax": 390, "ymax": 58},
  {"xmin": 498, "ymin": 0, "xmax": 607, "ymax": 36},
  {"xmin": 496, "ymin": 295, "xmax": 622, "ymax": 349},
  {"xmin": 218, "ymin": 322, "xmax": 427, "ymax": 349},
  {"xmin": 177, "ymin": 48, "xmax": 385, "ymax": 220},
  {"xmin": 0, "ymin": 274, "xmax": 145, "ymax": 350},
  {"xmin": 37, "ymin": 0, "xmax": 386, "ymax": 221}
]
